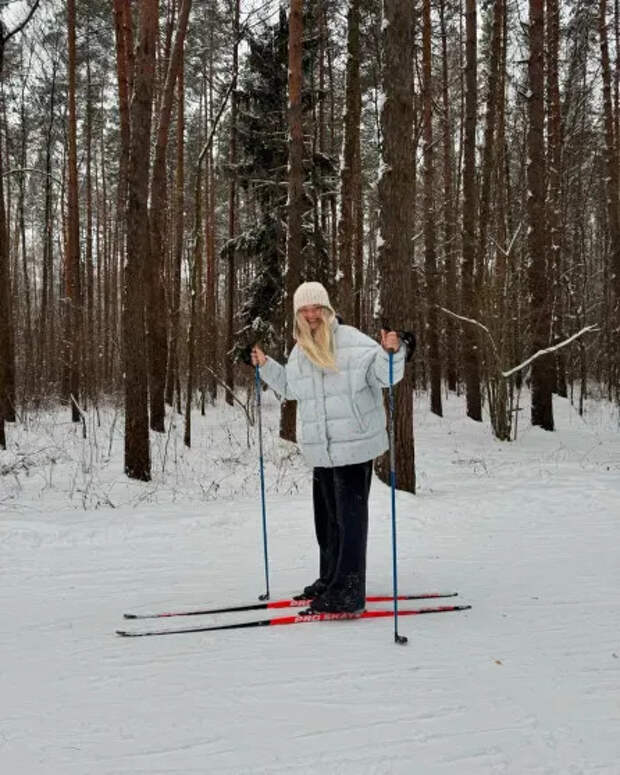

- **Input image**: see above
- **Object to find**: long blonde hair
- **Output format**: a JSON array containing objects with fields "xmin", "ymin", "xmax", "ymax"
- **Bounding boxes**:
[{"xmin": 294, "ymin": 308, "xmax": 337, "ymax": 370}]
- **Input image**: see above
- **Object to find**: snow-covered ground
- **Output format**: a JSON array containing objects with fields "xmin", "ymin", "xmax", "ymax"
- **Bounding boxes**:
[{"xmin": 1, "ymin": 390, "xmax": 619, "ymax": 774}]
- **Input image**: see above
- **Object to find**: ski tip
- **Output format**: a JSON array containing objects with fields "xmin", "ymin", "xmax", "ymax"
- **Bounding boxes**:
[
  {"xmin": 123, "ymin": 613, "xmax": 137, "ymax": 619},
  {"xmin": 116, "ymin": 629, "xmax": 134, "ymax": 637},
  {"xmin": 456, "ymin": 605, "xmax": 472, "ymax": 611}
]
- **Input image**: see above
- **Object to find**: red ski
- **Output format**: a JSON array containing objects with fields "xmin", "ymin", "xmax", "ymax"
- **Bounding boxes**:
[
  {"xmin": 116, "ymin": 604, "xmax": 471, "ymax": 637},
  {"xmin": 122, "ymin": 592, "xmax": 458, "ymax": 620}
]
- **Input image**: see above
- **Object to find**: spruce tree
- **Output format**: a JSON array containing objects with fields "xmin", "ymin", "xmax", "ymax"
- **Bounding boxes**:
[{"xmin": 230, "ymin": 8, "xmax": 332, "ymax": 362}]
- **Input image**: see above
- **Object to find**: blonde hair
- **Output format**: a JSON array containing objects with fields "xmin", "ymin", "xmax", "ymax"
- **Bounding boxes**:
[{"xmin": 294, "ymin": 308, "xmax": 337, "ymax": 370}]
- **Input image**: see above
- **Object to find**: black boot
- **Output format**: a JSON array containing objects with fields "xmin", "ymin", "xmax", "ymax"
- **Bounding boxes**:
[
  {"xmin": 293, "ymin": 578, "xmax": 328, "ymax": 601},
  {"xmin": 309, "ymin": 574, "xmax": 365, "ymax": 614}
]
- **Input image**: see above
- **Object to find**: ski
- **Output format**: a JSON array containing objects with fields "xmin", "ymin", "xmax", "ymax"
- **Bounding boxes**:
[
  {"xmin": 123, "ymin": 592, "xmax": 458, "ymax": 620},
  {"xmin": 116, "ymin": 604, "xmax": 471, "ymax": 637}
]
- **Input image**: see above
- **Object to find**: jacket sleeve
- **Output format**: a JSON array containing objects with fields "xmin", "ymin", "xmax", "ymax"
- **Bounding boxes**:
[
  {"xmin": 259, "ymin": 356, "xmax": 296, "ymax": 400},
  {"xmin": 367, "ymin": 342, "xmax": 405, "ymax": 389}
]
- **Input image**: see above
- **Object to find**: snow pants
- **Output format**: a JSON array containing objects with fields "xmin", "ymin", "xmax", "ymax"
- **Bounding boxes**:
[{"xmin": 312, "ymin": 459, "xmax": 373, "ymax": 597}]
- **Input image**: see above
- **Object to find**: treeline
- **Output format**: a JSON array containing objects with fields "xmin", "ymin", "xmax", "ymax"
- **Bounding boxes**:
[{"xmin": 0, "ymin": 0, "xmax": 617, "ymax": 491}]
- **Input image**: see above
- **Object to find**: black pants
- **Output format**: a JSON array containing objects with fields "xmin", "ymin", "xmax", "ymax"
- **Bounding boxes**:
[{"xmin": 312, "ymin": 460, "xmax": 373, "ymax": 596}]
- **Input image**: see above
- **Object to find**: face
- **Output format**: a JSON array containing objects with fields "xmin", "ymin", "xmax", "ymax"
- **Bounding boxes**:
[{"xmin": 299, "ymin": 305, "xmax": 324, "ymax": 332}]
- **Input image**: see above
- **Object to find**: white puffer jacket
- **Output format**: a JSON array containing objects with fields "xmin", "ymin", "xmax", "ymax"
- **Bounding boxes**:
[{"xmin": 259, "ymin": 321, "xmax": 405, "ymax": 468}]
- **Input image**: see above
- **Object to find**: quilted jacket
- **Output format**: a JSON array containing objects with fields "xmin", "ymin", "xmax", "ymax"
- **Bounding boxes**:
[{"xmin": 259, "ymin": 321, "xmax": 405, "ymax": 468}]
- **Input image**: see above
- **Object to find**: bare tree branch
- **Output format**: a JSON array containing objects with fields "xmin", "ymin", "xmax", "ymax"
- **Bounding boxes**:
[
  {"xmin": 438, "ymin": 306, "xmax": 598, "ymax": 378},
  {"xmin": 438, "ymin": 306, "xmax": 502, "ymax": 366},
  {"xmin": 196, "ymin": 76, "xmax": 235, "ymax": 168},
  {"xmin": 203, "ymin": 365, "xmax": 254, "ymax": 425},
  {"xmin": 489, "ymin": 221, "xmax": 523, "ymax": 257},
  {"xmin": 2, "ymin": 167, "xmax": 63, "ymax": 187},
  {"xmin": 2, "ymin": 0, "xmax": 41, "ymax": 45}
]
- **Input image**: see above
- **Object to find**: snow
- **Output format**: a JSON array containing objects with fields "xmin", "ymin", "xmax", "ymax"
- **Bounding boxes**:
[{"xmin": 1, "ymin": 390, "xmax": 620, "ymax": 774}]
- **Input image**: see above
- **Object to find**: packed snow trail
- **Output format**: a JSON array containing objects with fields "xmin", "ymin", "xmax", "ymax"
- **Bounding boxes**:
[{"xmin": 1, "ymin": 394, "xmax": 619, "ymax": 773}]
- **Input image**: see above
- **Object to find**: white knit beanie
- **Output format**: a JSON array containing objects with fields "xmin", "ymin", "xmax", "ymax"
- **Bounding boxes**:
[{"xmin": 293, "ymin": 282, "xmax": 335, "ymax": 316}]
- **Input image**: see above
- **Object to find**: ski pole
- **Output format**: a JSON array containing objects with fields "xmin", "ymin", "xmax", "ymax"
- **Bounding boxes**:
[
  {"xmin": 388, "ymin": 349, "xmax": 407, "ymax": 645},
  {"xmin": 255, "ymin": 364, "xmax": 270, "ymax": 600}
]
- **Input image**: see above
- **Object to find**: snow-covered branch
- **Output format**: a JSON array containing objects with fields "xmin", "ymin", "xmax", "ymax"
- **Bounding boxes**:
[
  {"xmin": 489, "ymin": 221, "xmax": 522, "ymax": 257},
  {"xmin": 438, "ymin": 307, "xmax": 598, "ymax": 378},
  {"xmin": 501, "ymin": 325, "xmax": 599, "ymax": 378},
  {"xmin": 2, "ymin": 0, "xmax": 40, "ymax": 44},
  {"xmin": 438, "ymin": 307, "xmax": 501, "ymax": 366}
]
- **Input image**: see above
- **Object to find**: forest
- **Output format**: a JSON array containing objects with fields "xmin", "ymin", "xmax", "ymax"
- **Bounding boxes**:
[{"xmin": 0, "ymin": 0, "xmax": 617, "ymax": 492}]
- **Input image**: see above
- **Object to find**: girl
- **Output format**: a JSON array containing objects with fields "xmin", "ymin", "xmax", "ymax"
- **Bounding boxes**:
[{"xmin": 251, "ymin": 281, "xmax": 404, "ymax": 614}]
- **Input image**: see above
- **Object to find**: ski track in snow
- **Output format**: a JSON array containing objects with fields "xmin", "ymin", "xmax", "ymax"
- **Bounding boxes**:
[{"xmin": 1, "ymin": 394, "xmax": 619, "ymax": 774}]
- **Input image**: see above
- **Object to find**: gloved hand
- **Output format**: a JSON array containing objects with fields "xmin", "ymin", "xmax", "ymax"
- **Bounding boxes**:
[{"xmin": 381, "ymin": 320, "xmax": 416, "ymax": 362}]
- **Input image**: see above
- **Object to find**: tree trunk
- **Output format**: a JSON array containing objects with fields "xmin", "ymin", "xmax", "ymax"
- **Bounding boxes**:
[
  {"xmin": 477, "ymin": 0, "xmax": 502, "ymax": 294},
  {"xmin": 600, "ymin": 0, "xmax": 620, "ymax": 402},
  {"xmin": 528, "ymin": 0, "xmax": 554, "ymax": 430},
  {"xmin": 225, "ymin": 0, "xmax": 240, "ymax": 407},
  {"xmin": 462, "ymin": 0, "xmax": 482, "ymax": 421},
  {"xmin": 0, "ymin": 62, "xmax": 13, "ymax": 436},
  {"xmin": 148, "ymin": 0, "xmax": 192, "ymax": 431},
  {"xmin": 124, "ymin": 0, "xmax": 158, "ymax": 481},
  {"xmin": 39, "ymin": 55, "xmax": 58, "ymax": 395},
  {"xmin": 318, "ymin": 2, "xmax": 330, "ymax": 271},
  {"xmin": 494, "ymin": 3, "xmax": 509, "ymax": 313},
  {"xmin": 66, "ymin": 0, "xmax": 81, "ymax": 423},
  {"xmin": 166, "ymin": 57, "xmax": 185, "ymax": 410},
  {"xmin": 0, "ymin": 0, "xmax": 41, "ymax": 436},
  {"xmin": 184, "ymin": 168, "xmax": 203, "ymax": 447},
  {"xmin": 326, "ymin": 22, "xmax": 338, "ymax": 275},
  {"xmin": 205, "ymin": 22, "xmax": 218, "ymax": 404},
  {"xmin": 113, "ymin": 0, "xmax": 133, "ymax": 390},
  {"xmin": 439, "ymin": 0, "xmax": 458, "ymax": 393},
  {"xmin": 546, "ymin": 0, "xmax": 566, "ymax": 397},
  {"xmin": 337, "ymin": 0, "xmax": 361, "ymax": 324},
  {"xmin": 17, "ymin": 80, "xmax": 34, "ymax": 404},
  {"xmin": 422, "ymin": 0, "xmax": 442, "ymax": 417},
  {"xmin": 353, "ymin": 145, "xmax": 364, "ymax": 330},
  {"xmin": 86, "ymin": 49, "xmax": 96, "ymax": 405},
  {"xmin": 376, "ymin": 0, "xmax": 416, "ymax": 494}
]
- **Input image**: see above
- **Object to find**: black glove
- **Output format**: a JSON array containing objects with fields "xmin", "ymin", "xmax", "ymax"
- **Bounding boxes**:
[
  {"xmin": 381, "ymin": 321, "xmax": 416, "ymax": 363},
  {"xmin": 238, "ymin": 344, "xmax": 254, "ymax": 367},
  {"xmin": 399, "ymin": 331, "xmax": 416, "ymax": 362}
]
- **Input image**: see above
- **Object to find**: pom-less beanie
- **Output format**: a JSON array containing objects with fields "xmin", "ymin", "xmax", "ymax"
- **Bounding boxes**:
[{"xmin": 293, "ymin": 281, "xmax": 335, "ymax": 317}]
